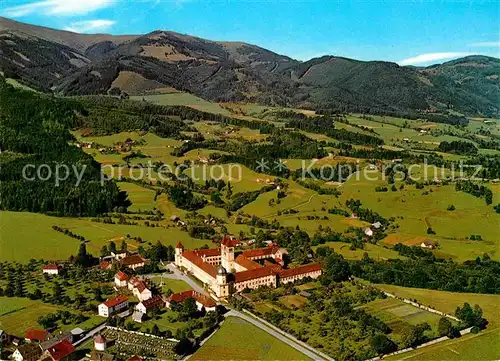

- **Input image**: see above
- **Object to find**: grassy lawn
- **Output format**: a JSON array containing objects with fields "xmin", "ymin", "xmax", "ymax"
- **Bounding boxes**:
[
  {"xmin": 190, "ymin": 316, "xmax": 312, "ymax": 361},
  {"xmin": 150, "ymin": 277, "xmax": 192, "ymax": 293},
  {"xmin": 0, "ymin": 297, "xmax": 101, "ymax": 336},
  {"xmin": 314, "ymin": 242, "xmax": 404, "ymax": 261}
]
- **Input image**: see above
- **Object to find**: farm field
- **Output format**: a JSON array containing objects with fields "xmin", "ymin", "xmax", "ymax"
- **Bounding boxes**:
[
  {"xmin": 0, "ymin": 211, "xmax": 207, "ymax": 262},
  {"xmin": 314, "ymin": 242, "xmax": 403, "ymax": 260},
  {"xmin": 370, "ymin": 284, "xmax": 500, "ymax": 361},
  {"xmin": 131, "ymin": 93, "xmax": 231, "ymax": 115},
  {"xmin": 117, "ymin": 182, "xmax": 156, "ymax": 212},
  {"xmin": 0, "ymin": 297, "xmax": 101, "ymax": 336},
  {"xmin": 359, "ymin": 297, "xmax": 448, "ymax": 342},
  {"xmin": 190, "ymin": 316, "xmax": 312, "ymax": 361}
]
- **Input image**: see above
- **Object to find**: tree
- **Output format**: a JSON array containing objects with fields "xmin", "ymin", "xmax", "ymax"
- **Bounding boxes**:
[
  {"xmin": 121, "ymin": 240, "xmax": 127, "ymax": 252},
  {"xmin": 109, "ymin": 241, "xmax": 117, "ymax": 254},
  {"xmin": 455, "ymin": 303, "xmax": 484, "ymax": 328},
  {"xmin": 321, "ymin": 253, "xmax": 350, "ymax": 285},
  {"xmin": 370, "ymin": 334, "xmax": 396, "ymax": 355},
  {"xmin": 437, "ymin": 317, "xmax": 452, "ymax": 336},
  {"xmin": 152, "ymin": 324, "xmax": 160, "ymax": 336},
  {"xmin": 400, "ymin": 323, "xmax": 430, "ymax": 348},
  {"xmin": 255, "ymin": 230, "xmax": 266, "ymax": 248},
  {"xmin": 182, "ymin": 298, "xmax": 198, "ymax": 317},
  {"xmin": 100, "ymin": 245, "xmax": 108, "ymax": 257}
]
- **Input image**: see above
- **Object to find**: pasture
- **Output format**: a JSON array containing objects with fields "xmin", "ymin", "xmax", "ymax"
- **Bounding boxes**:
[
  {"xmin": 0, "ymin": 211, "xmax": 208, "ymax": 262},
  {"xmin": 0, "ymin": 298, "xmax": 101, "ymax": 336},
  {"xmin": 190, "ymin": 316, "xmax": 312, "ymax": 361},
  {"xmin": 117, "ymin": 182, "xmax": 156, "ymax": 212},
  {"xmin": 131, "ymin": 93, "xmax": 231, "ymax": 115}
]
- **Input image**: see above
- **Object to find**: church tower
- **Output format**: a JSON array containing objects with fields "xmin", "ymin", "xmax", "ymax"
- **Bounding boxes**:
[
  {"xmin": 175, "ymin": 241, "xmax": 184, "ymax": 267},
  {"xmin": 220, "ymin": 237, "xmax": 236, "ymax": 271},
  {"xmin": 215, "ymin": 265, "xmax": 229, "ymax": 299}
]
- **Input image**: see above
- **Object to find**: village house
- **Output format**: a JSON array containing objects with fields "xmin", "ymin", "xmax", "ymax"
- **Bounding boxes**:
[
  {"xmin": 166, "ymin": 290, "xmax": 217, "ymax": 312},
  {"xmin": 363, "ymin": 227, "xmax": 374, "ymax": 237},
  {"xmin": 120, "ymin": 254, "xmax": 147, "ymax": 270},
  {"xmin": 421, "ymin": 240, "xmax": 436, "ymax": 249},
  {"xmin": 12, "ymin": 343, "xmax": 43, "ymax": 361},
  {"xmin": 175, "ymin": 237, "xmax": 322, "ymax": 300},
  {"xmin": 94, "ymin": 334, "xmax": 107, "ymax": 351},
  {"xmin": 128, "ymin": 277, "xmax": 152, "ymax": 301},
  {"xmin": 98, "ymin": 295, "xmax": 129, "ymax": 317},
  {"xmin": 128, "ymin": 356, "xmax": 143, "ymax": 361},
  {"xmin": 38, "ymin": 339, "xmax": 75, "ymax": 361},
  {"xmin": 135, "ymin": 296, "xmax": 164, "ymax": 314},
  {"xmin": 24, "ymin": 328, "xmax": 50, "ymax": 343},
  {"xmin": 114, "ymin": 271, "xmax": 128, "ymax": 287},
  {"xmin": 42, "ymin": 264, "xmax": 60, "ymax": 276},
  {"xmin": 111, "ymin": 250, "xmax": 129, "ymax": 260}
]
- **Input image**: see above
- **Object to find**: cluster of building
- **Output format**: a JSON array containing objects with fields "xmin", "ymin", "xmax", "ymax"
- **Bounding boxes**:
[
  {"xmin": 174, "ymin": 237, "xmax": 322, "ymax": 300},
  {"xmin": 10, "ymin": 329, "xmax": 75, "ymax": 361},
  {"xmin": 100, "ymin": 250, "xmax": 148, "ymax": 271},
  {"xmin": 100, "ymin": 270, "xmax": 218, "ymax": 323}
]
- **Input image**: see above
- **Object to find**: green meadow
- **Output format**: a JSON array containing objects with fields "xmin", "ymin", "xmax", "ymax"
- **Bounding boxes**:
[
  {"xmin": 131, "ymin": 93, "xmax": 231, "ymax": 115},
  {"xmin": 191, "ymin": 316, "xmax": 312, "ymax": 361}
]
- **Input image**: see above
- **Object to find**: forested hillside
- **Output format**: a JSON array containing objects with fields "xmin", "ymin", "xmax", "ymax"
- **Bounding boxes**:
[{"xmin": 0, "ymin": 17, "xmax": 498, "ymax": 117}]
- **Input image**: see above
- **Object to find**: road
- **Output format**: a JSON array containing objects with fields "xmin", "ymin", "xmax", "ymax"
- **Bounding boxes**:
[
  {"xmin": 73, "ymin": 322, "xmax": 107, "ymax": 347},
  {"xmin": 225, "ymin": 310, "xmax": 334, "ymax": 361}
]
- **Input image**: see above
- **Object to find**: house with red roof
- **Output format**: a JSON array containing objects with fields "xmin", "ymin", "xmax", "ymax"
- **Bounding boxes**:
[
  {"xmin": 24, "ymin": 328, "xmax": 50, "ymax": 342},
  {"xmin": 42, "ymin": 264, "xmax": 60, "ymax": 276},
  {"xmin": 166, "ymin": 290, "xmax": 217, "ymax": 312},
  {"xmin": 120, "ymin": 254, "xmax": 146, "ymax": 270},
  {"xmin": 39, "ymin": 339, "xmax": 75, "ymax": 361},
  {"xmin": 98, "ymin": 295, "xmax": 129, "ymax": 317},
  {"xmin": 135, "ymin": 296, "xmax": 164, "ymax": 314},
  {"xmin": 114, "ymin": 271, "xmax": 128, "ymax": 287}
]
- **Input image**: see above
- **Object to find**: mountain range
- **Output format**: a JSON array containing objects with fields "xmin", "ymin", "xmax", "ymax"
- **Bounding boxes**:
[{"xmin": 0, "ymin": 17, "xmax": 498, "ymax": 117}]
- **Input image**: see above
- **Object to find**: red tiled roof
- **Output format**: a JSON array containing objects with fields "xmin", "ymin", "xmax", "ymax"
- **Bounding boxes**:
[
  {"xmin": 221, "ymin": 236, "xmax": 239, "ymax": 247},
  {"xmin": 103, "ymin": 295, "xmax": 128, "ymax": 308},
  {"xmin": 264, "ymin": 260, "xmax": 282, "ymax": 272},
  {"xmin": 168, "ymin": 290, "xmax": 194, "ymax": 303},
  {"xmin": 195, "ymin": 293, "xmax": 217, "ymax": 308},
  {"xmin": 139, "ymin": 296, "xmax": 164, "ymax": 311},
  {"xmin": 120, "ymin": 254, "xmax": 146, "ymax": 266},
  {"xmin": 115, "ymin": 271, "xmax": 128, "ymax": 281},
  {"xmin": 175, "ymin": 241, "xmax": 184, "ymax": 249},
  {"xmin": 195, "ymin": 248, "xmax": 220, "ymax": 257},
  {"xmin": 241, "ymin": 245, "xmax": 281, "ymax": 259},
  {"xmin": 234, "ymin": 267, "xmax": 276, "ymax": 283},
  {"xmin": 128, "ymin": 356, "xmax": 143, "ymax": 361},
  {"xmin": 43, "ymin": 264, "xmax": 59, "ymax": 270},
  {"xmin": 25, "ymin": 328, "xmax": 49, "ymax": 341},
  {"xmin": 46, "ymin": 339, "xmax": 75, "ymax": 361},
  {"xmin": 100, "ymin": 261, "xmax": 111, "ymax": 270},
  {"xmin": 94, "ymin": 334, "xmax": 106, "ymax": 344},
  {"xmin": 235, "ymin": 255, "xmax": 263, "ymax": 270},
  {"xmin": 135, "ymin": 281, "xmax": 148, "ymax": 293},
  {"xmin": 168, "ymin": 290, "xmax": 216, "ymax": 308},
  {"xmin": 279, "ymin": 263, "xmax": 322, "ymax": 279},
  {"xmin": 182, "ymin": 251, "xmax": 217, "ymax": 278}
]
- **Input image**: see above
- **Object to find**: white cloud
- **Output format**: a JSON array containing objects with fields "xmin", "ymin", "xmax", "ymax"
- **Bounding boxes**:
[
  {"xmin": 3, "ymin": 0, "xmax": 114, "ymax": 17},
  {"xmin": 469, "ymin": 42, "xmax": 500, "ymax": 47},
  {"xmin": 398, "ymin": 52, "xmax": 472, "ymax": 66},
  {"xmin": 64, "ymin": 19, "xmax": 115, "ymax": 33}
]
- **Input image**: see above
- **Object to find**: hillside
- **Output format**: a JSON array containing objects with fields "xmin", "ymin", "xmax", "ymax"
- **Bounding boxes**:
[{"xmin": 0, "ymin": 17, "xmax": 498, "ymax": 116}]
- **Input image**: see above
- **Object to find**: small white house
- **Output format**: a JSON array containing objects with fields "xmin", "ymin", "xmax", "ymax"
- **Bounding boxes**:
[
  {"xmin": 42, "ymin": 264, "xmax": 60, "ymax": 275},
  {"xmin": 98, "ymin": 295, "xmax": 129, "ymax": 317},
  {"xmin": 114, "ymin": 271, "xmax": 128, "ymax": 287},
  {"xmin": 363, "ymin": 227, "xmax": 374, "ymax": 237},
  {"xmin": 94, "ymin": 334, "xmax": 106, "ymax": 351}
]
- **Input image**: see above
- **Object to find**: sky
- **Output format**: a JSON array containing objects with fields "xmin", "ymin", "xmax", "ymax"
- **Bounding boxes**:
[{"xmin": 1, "ymin": 0, "xmax": 499, "ymax": 65}]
